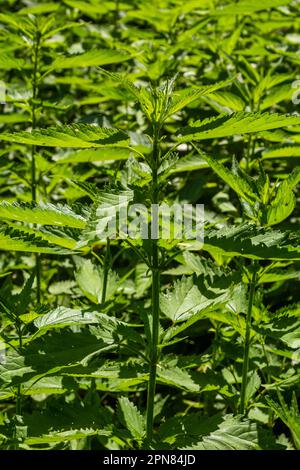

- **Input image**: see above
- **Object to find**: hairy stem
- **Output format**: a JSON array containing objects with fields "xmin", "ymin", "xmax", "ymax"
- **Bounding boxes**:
[
  {"xmin": 146, "ymin": 123, "xmax": 160, "ymax": 444},
  {"xmin": 240, "ymin": 261, "xmax": 258, "ymax": 415}
]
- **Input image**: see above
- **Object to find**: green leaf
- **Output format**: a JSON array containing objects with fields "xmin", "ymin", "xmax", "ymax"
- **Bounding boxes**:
[
  {"xmin": 261, "ymin": 312, "xmax": 300, "ymax": 349},
  {"xmin": 80, "ymin": 190, "xmax": 134, "ymax": 244},
  {"xmin": 157, "ymin": 365, "xmax": 230, "ymax": 395},
  {"xmin": 263, "ymin": 146, "xmax": 300, "ymax": 159},
  {"xmin": 118, "ymin": 397, "xmax": 145, "ymax": 441},
  {"xmin": 266, "ymin": 393, "xmax": 300, "ymax": 450},
  {"xmin": 203, "ymin": 223, "xmax": 300, "ymax": 261},
  {"xmin": 261, "ymin": 83, "xmax": 296, "ymax": 110},
  {"xmin": 55, "ymin": 147, "xmax": 131, "ymax": 164},
  {"xmin": 0, "ymin": 202, "xmax": 87, "ymax": 228},
  {"xmin": 177, "ymin": 112, "xmax": 300, "ymax": 142},
  {"xmin": 258, "ymin": 265, "xmax": 300, "ymax": 284},
  {"xmin": 0, "ymin": 315, "xmax": 142, "ymax": 385},
  {"xmin": 63, "ymin": 0, "xmax": 110, "ymax": 15},
  {"xmin": 0, "ymin": 53, "xmax": 25, "ymax": 71},
  {"xmin": 4, "ymin": 222, "xmax": 80, "ymax": 251},
  {"xmin": 165, "ymin": 79, "xmax": 233, "ymax": 118},
  {"xmin": 0, "ymin": 376, "xmax": 73, "ymax": 400},
  {"xmin": 245, "ymin": 371, "xmax": 261, "ymax": 406},
  {"xmin": 200, "ymin": 152, "xmax": 259, "ymax": 203},
  {"xmin": 169, "ymin": 153, "xmax": 208, "ymax": 173},
  {"xmin": 284, "ymin": 167, "xmax": 300, "ymax": 189},
  {"xmin": 266, "ymin": 181, "xmax": 296, "ymax": 226},
  {"xmin": 134, "ymin": 263, "xmax": 152, "ymax": 298},
  {"xmin": 69, "ymin": 359, "xmax": 148, "ymax": 391},
  {"xmin": 49, "ymin": 49, "xmax": 132, "ymax": 71},
  {"xmin": 0, "ymin": 12, "xmax": 35, "ymax": 36},
  {"xmin": 264, "ymin": 168, "xmax": 300, "ymax": 226},
  {"xmin": 100, "ymin": 71, "xmax": 231, "ymax": 124},
  {"xmin": 160, "ymin": 277, "xmax": 203, "ymax": 322},
  {"xmin": 74, "ymin": 257, "xmax": 118, "ymax": 304},
  {"xmin": 213, "ymin": 0, "xmax": 291, "ymax": 16},
  {"xmin": 162, "ymin": 266, "xmax": 243, "ymax": 340},
  {"xmin": 0, "ymin": 331, "xmax": 112, "ymax": 385},
  {"xmin": 1, "ymin": 124, "xmax": 128, "ymax": 148},
  {"xmin": 0, "ymin": 226, "xmax": 67, "ymax": 254},
  {"xmin": 33, "ymin": 307, "xmax": 105, "ymax": 333},
  {"xmin": 160, "ymin": 275, "xmax": 229, "ymax": 323},
  {"xmin": 0, "ymin": 270, "xmax": 35, "ymax": 317},
  {"xmin": 22, "ymin": 402, "xmax": 112, "ymax": 446},
  {"xmin": 18, "ymin": 2, "xmax": 60, "ymax": 14},
  {"xmin": 0, "ymin": 114, "xmax": 30, "ymax": 124},
  {"xmin": 160, "ymin": 413, "xmax": 260, "ymax": 450},
  {"xmin": 188, "ymin": 416, "xmax": 262, "ymax": 450},
  {"xmin": 206, "ymin": 91, "xmax": 245, "ymax": 112}
]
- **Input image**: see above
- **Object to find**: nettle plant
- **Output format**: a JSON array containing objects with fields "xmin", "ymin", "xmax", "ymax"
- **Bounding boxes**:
[
  {"xmin": 0, "ymin": 12, "xmax": 120, "ymax": 303},
  {"xmin": 1, "ymin": 69, "xmax": 300, "ymax": 449}
]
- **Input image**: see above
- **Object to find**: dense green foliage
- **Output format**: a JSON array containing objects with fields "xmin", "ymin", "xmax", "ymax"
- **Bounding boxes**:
[{"xmin": 0, "ymin": 0, "xmax": 300, "ymax": 451}]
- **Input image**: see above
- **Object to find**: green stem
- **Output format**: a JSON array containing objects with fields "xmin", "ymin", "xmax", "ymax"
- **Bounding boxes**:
[
  {"xmin": 101, "ymin": 237, "xmax": 111, "ymax": 305},
  {"xmin": 86, "ymin": 238, "xmax": 111, "ymax": 454},
  {"xmin": 146, "ymin": 123, "xmax": 160, "ymax": 445},
  {"xmin": 146, "ymin": 259, "xmax": 160, "ymax": 443},
  {"xmin": 31, "ymin": 28, "xmax": 41, "ymax": 304},
  {"xmin": 16, "ymin": 326, "xmax": 23, "ymax": 416},
  {"xmin": 245, "ymin": 135, "xmax": 253, "ymax": 173},
  {"xmin": 35, "ymin": 253, "xmax": 41, "ymax": 305},
  {"xmin": 14, "ymin": 323, "xmax": 23, "ymax": 449},
  {"xmin": 240, "ymin": 261, "xmax": 258, "ymax": 415},
  {"xmin": 31, "ymin": 30, "xmax": 40, "ymax": 200}
]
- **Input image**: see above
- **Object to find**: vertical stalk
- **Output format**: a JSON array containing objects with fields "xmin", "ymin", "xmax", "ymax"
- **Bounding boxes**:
[
  {"xmin": 146, "ymin": 257, "xmax": 160, "ymax": 442},
  {"xmin": 101, "ymin": 237, "xmax": 111, "ymax": 305},
  {"xmin": 146, "ymin": 122, "xmax": 160, "ymax": 444},
  {"xmin": 15, "ymin": 324, "xmax": 23, "ymax": 416},
  {"xmin": 245, "ymin": 135, "xmax": 252, "ymax": 173},
  {"xmin": 31, "ymin": 29, "xmax": 40, "ymax": 201},
  {"xmin": 31, "ymin": 28, "xmax": 41, "ymax": 304},
  {"xmin": 14, "ymin": 321, "xmax": 23, "ymax": 449},
  {"xmin": 86, "ymin": 238, "xmax": 110, "ymax": 451},
  {"xmin": 240, "ymin": 261, "xmax": 258, "ymax": 415},
  {"xmin": 241, "ymin": 84, "xmax": 259, "ymax": 413}
]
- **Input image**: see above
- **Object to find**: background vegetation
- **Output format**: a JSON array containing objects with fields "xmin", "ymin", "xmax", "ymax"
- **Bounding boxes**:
[{"xmin": 0, "ymin": 0, "xmax": 300, "ymax": 450}]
